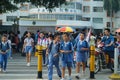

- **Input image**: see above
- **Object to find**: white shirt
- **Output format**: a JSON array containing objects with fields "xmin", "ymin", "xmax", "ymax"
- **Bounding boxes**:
[
  {"xmin": 37, "ymin": 38, "xmax": 48, "ymax": 49},
  {"xmin": 7, "ymin": 40, "xmax": 12, "ymax": 48},
  {"xmin": 24, "ymin": 38, "xmax": 34, "ymax": 46}
]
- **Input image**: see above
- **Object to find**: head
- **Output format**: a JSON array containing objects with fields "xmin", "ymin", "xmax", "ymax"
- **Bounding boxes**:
[
  {"xmin": 62, "ymin": 33, "xmax": 69, "ymax": 42},
  {"xmin": 2, "ymin": 35, "xmax": 7, "ymax": 42},
  {"xmin": 39, "ymin": 32, "xmax": 44, "ymax": 38},
  {"xmin": 48, "ymin": 34, "xmax": 54, "ymax": 40},
  {"xmin": 97, "ymin": 37, "xmax": 101, "ymax": 42},
  {"xmin": 80, "ymin": 33, "xmax": 85, "ymax": 40},
  {"xmin": 54, "ymin": 33, "xmax": 60, "ymax": 42},
  {"xmin": 104, "ymin": 28, "xmax": 110, "ymax": 36},
  {"xmin": 27, "ymin": 32, "xmax": 31, "ymax": 38}
]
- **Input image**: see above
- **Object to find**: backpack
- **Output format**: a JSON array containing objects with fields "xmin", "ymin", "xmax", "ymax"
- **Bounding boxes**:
[
  {"xmin": 49, "ymin": 42, "xmax": 60, "ymax": 53},
  {"xmin": 0, "ymin": 42, "xmax": 10, "ymax": 51}
]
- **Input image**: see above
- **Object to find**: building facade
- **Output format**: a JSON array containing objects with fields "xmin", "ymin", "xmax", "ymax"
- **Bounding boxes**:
[{"xmin": 0, "ymin": 0, "xmax": 120, "ymax": 35}]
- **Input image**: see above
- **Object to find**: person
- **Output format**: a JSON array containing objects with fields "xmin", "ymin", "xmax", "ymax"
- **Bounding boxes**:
[
  {"xmin": 46, "ymin": 34, "xmax": 54, "ymax": 66},
  {"xmin": 23, "ymin": 32, "xmax": 34, "ymax": 66},
  {"xmin": 102, "ymin": 28, "xmax": 114, "ymax": 63},
  {"xmin": 37, "ymin": 32, "xmax": 48, "ymax": 65},
  {"xmin": 60, "ymin": 33, "xmax": 73, "ymax": 80},
  {"xmin": 48, "ymin": 33, "xmax": 61, "ymax": 80},
  {"xmin": 0, "ymin": 35, "xmax": 10, "ymax": 72},
  {"xmin": 115, "ymin": 34, "xmax": 120, "ymax": 60},
  {"xmin": 7, "ymin": 38, "xmax": 12, "ymax": 59},
  {"xmin": 75, "ymin": 33, "xmax": 89, "ymax": 79}
]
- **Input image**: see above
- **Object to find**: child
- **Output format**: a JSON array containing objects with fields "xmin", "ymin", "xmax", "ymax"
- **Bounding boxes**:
[
  {"xmin": 75, "ymin": 33, "xmax": 89, "ymax": 79},
  {"xmin": 60, "ymin": 33, "xmax": 73, "ymax": 80},
  {"xmin": 7, "ymin": 38, "xmax": 12, "ymax": 59},
  {"xmin": 0, "ymin": 35, "xmax": 10, "ymax": 72},
  {"xmin": 48, "ymin": 33, "xmax": 61, "ymax": 80},
  {"xmin": 23, "ymin": 32, "xmax": 34, "ymax": 66},
  {"xmin": 37, "ymin": 32, "xmax": 48, "ymax": 65}
]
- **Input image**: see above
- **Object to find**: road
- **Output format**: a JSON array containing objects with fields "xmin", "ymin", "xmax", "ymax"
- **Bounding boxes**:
[{"xmin": 0, "ymin": 53, "xmax": 113, "ymax": 80}]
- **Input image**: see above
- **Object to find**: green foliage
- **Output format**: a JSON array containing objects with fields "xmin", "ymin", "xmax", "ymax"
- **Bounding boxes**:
[
  {"xmin": 0, "ymin": 0, "xmax": 66, "ymax": 13},
  {"xmin": 0, "ymin": 0, "xmax": 18, "ymax": 13},
  {"xmin": 104, "ymin": 0, "xmax": 120, "ymax": 13}
]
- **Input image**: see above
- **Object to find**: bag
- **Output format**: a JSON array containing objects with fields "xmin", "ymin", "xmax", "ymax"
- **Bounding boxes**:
[
  {"xmin": 0, "ymin": 42, "xmax": 10, "ymax": 51},
  {"xmin": 49, "ymin": 42, "xmax": 60, "ymax": 53}
]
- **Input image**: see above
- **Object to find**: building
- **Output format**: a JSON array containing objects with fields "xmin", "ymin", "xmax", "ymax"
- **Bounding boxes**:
[{"xmin": 0, "ymin": 0, "xmax": 120, "ymax": 35}]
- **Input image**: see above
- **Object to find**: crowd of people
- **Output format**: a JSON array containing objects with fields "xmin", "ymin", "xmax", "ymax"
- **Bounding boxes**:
[{"xmin": 0, "ymin": 28, "xmax": 120, "ymax": 80}]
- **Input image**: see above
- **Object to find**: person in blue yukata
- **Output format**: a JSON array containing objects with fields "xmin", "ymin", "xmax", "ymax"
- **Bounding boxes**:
[
  {"xmin": 75, "ymin": 32, "xmax": 89, "ymax": 79},
  {"xmin": 102, "ymin": 28, "xmax": 114, "ymax": 65},
  {"xmin": 60, "ymin": 33, "xmax": 73, "ymax": 80},
  {"xmin": 48, "ymin": 33, "xmax": 61, "ymax": 80},
  {"xmin": 0, "ymin": 35, "xmax": 10, "ymax": 72}
]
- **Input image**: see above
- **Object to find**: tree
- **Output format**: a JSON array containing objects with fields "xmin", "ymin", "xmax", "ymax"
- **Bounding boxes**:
[
  {"xmin": 0, "ymin": 0, "xmax": 66, "ymax": 13},
  {"xmin": 104, "ymin": 0, "xmax": 120, "ymax": 30}
]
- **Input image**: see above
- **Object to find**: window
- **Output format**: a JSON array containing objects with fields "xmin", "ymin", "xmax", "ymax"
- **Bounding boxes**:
[
  {"xmin": 83, "ymin": 6, "xmax": 90, "ymax": 12},
  {"xmin": 107, "ymin": 11, "xmax": 114, "ymax": 17},
  {"xmin": 93, "ymin": 18, "xmax": 103, "ymax": 23},
  {"xmin": 6, "ymin": 16, "xmax": 17, "ymax": 22},
  {"xmin": 82, "ymin": 17, "xmax": 90, "ymax": 21},
  {"xmin": 20, "ymin": 4, "xmax": 29, "ymax": 11},
  {"xmin": 76, "ymin": 3, "xmax": 82, "ymax": 10},
  {"xmin": 93, "ymin": 7, "xmax": 103, "ymax": 12},
  {"xmin": 76, "ymin": 15, "xmax": 82, "ymax": 20},
  {"xmin": 106, "ymin": 22, "xmax": 114, "ymax": 27}
]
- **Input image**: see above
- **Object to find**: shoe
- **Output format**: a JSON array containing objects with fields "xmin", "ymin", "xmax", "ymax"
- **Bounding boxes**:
[
  {"xmin": 82, "ymin": 71, "xmax": 85, "ymax": 76},
  {"xmin": 3, "ymin": 70, "xmax": 6, "ymax": 73},
  {"xmin": 27, "ymin": 63, "xmax": 30, "ymax": 66},
  {"xmin": 0, "ymin": 68, "xmax": 2, "ymax": 72},
  {"xmin": 75, "ymin": 76, "xmax": 80, "ymax": 79}
]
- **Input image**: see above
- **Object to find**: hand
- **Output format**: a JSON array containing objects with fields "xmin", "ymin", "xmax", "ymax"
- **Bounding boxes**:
[
  {"xmin": 46, "ymin": 52, "xmax": 49, "ymax": 56},
  {"xmin": 81, "ymin": 48, "xmax": 86, "ymax": 51},
  {"xmin": 1, "ymin": 52, "xmax": 6, "ymax": 54},
  {"xmin": 53, "ymin": 54, "xmax": 58, "ymax": 57},
  {"xmin": 61, "ymin": 50, "xmax": 65, "ymax": 53},
  {"xmin": 105, "ymin": 45, "xmax": 109, "ymax": 47}
]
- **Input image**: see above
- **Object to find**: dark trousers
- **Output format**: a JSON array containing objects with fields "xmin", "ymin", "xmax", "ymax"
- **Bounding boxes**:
[{"xmin": 43, "ymin": 50, "xmax": 46, "ymax": 64}]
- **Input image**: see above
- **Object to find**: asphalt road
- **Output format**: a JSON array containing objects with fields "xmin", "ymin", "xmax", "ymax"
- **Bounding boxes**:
[{"xmin": 0, "ymin": 53, "xmax": 114, "ymax": 80}]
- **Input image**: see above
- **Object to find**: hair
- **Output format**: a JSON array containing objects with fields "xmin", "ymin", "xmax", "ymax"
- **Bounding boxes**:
[
  {"xmin": 62, "ymin": 33, "xmax": 69, "ymax": 37},
  {"xmin": 97, "ymin": 37, "xmax": 101, "ymax": 40},
  {"xmin": 40, "ymin": 32, "xmax": 44, "ymax": 35},
  {"xmin": 80, "ymin": 32, "xmax": 85, "ymax": 36},
  {"xmin": 2, "ymin": 34, "xmax": 7, "ymax": 38},
  {"xmin": 105, "ymin": 28, "xmax": 110, "ymax": 32},
  {"xmin": 48, "ymin": 34, "xmax": 54, "ymax": 39},
  {"xmin": 53, "ymin": 33, "xmax": 60, "ymax": 39}
]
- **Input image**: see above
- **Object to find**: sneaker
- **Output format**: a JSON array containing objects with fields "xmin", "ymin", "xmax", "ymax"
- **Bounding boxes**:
[
  {"xmin": 82, "ymin": 71, "xmax": 85, "ymax": 76},
  {"xmin": 27, "ymin": 63, "xmax": 30, "ymax": 66},
  {"xmin": 75, "ymin": 76, "xmax": 80, "ymax": 79},
  {"xmin": 0, "ymin": 68, "xmax": 2, "ymax": 72},
  {"xmin": 3, "ymin": 70, "xmax": 6, "ymax": 73}
]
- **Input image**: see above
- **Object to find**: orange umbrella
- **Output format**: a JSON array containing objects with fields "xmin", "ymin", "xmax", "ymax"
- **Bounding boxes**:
[
  {"xmin": 116, "ymin": 28, "xmax": 120, "ymax": 32},
  {"xmin": 57, "ymin": 27, "xmax": 74, "ymax": 32}
]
